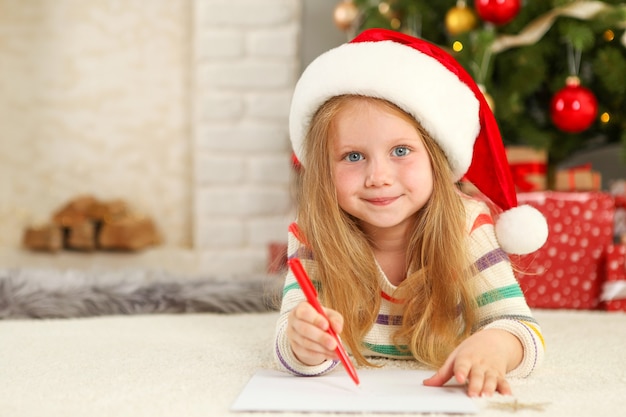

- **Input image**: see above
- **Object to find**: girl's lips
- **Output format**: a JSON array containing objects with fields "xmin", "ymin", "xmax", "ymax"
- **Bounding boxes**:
[{"xmin": 364, "ymin": 196, "xmax": 399, "ymax": 206}]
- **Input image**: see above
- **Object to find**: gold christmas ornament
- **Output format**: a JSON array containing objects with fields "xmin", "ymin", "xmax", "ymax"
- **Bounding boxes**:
[
  {"xmin": 484, "ymin": 91, "xmax": 495, "ymax": 111},
  {"xmin": 333, "ymin": 0, "xmax": 359, "ymax": 31},
  {"xmin": 445, "ymin": 1, "xmax": 477, "ymax": 35},
  {"xmin": 479, "ymin": 84, "xmax": 495, "ymax": 111},
  {"xmin": 604, "ymin": 29, "xmax": 615, "ymax": 42}
]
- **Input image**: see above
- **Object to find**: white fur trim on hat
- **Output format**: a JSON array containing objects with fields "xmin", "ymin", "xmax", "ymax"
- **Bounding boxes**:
[
  {"xmin": 289, "ymin": 40, "xmax": 480, "ymax": 180},
  {"xmin": 495, "ymin": 205, "xmax": 549, "ymax": 255}
]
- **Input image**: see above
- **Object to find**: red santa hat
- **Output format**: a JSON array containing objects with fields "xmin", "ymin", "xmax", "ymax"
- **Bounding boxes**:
[{"xmin": 289, "ymin": 28, "xmax": 547, "ymax": 255}]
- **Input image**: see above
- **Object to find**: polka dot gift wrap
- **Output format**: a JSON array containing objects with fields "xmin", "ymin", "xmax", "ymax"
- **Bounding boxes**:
[
  {"xmin": 513, "ymin": 191, "xmax": 615, "ymax": 310},
  {"xmin": 602, "ymin": 244, "xmax": 626, "ymax": 311}
]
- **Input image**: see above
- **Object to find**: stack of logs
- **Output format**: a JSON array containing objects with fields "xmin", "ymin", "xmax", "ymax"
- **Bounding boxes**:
[{"xmin": 23, "ymin": 195, "xmax": 160, "ymax": 252}]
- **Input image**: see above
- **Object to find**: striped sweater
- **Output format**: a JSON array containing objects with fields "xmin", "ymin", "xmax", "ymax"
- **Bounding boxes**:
[{"xmin": 274, "ymin": 197, "xmax": 545, "ymax": 378}]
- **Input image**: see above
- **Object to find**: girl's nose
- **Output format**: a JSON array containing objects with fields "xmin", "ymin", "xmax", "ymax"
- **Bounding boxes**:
[{"xmin": 365, "ymin": 158, "xmax": 392, "ymax": 187}]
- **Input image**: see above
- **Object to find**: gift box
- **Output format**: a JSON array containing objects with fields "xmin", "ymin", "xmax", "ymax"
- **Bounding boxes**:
[
  {"xmin": 609, "ymin": 180, "xmax": 626, "ymax": 242},
  {"xmin": 267, "ymin": 242, "xmax": 288, "ymax": 274},
  {"xmin": 513, "ymin": 191, "xmax": 615, "ymax": 309},
  {"xmin": 506, "ymin": 146, "xmax": 547, "ymax": 192},
  {"xmin": 601, "ymin": 244, "xmax": 626, "ymax": 311},
  {"xmin": 554, "ymin": 164, "xmax": 601, "ymax": 192}
]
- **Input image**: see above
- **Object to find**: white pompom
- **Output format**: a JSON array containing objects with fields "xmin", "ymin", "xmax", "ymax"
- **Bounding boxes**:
[{"xmin": 495, "ymin": 205, "xmax": 549, "ymax": 255}]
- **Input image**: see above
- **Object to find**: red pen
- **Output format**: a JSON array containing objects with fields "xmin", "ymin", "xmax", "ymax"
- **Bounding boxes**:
[{"xmin": 287, "ymin": 257, "xmax": 360, "ymax": 386}]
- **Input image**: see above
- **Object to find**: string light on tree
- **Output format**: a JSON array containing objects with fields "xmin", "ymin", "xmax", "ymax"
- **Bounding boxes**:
[
  {"xmin": 378, "ymin": 1, "xmax": 391, "ymax": 17},
  {"xmin": 445, "ymin": 1, "xmax": 478, "ymax": 35},
  {"xmin": 377, "ymin": 2, "xmax": 403, "ymax": 30},
  {"xmin": 474, "ymin": 0, "xmax": 521, "ymax": 26},
  {"xmin": 550, "ymin": 76, "xmax": 598, "ymax": 133}
]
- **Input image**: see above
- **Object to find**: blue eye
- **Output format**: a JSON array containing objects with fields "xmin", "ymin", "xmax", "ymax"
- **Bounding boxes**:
[
  {"xmin": 393, "ymin": 146, "xmax": 410, "ymax": 157},
  {"xmin": 345, "ymin": 152, "xmax": 363, "ymax": 162}
]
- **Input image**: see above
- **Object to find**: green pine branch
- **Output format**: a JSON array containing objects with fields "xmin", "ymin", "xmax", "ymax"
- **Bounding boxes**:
[{"xmin": 347, "ymin": 0, "xmax": 626, "ymax": 166}]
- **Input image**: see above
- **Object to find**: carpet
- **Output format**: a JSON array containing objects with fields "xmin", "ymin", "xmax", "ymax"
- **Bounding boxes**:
[
  {"xmin": 1, "ymin": 309, "xmax": 626, "ymax": 416},
  {"xmin": 2, "ymin": 268, "xmax": 626, "ymax": 416},
  {"xmin": 0, "ymin": 268, "xmax": 280, "ymax": 318}
]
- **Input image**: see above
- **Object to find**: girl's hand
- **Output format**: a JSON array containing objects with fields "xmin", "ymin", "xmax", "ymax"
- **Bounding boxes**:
[
  {"xmin": 423, "ymin": 329, "xmax": 523, "ymax": 397},
  {"xmin": 286, "ymin": 301, "xmax": 344, "ymax": 366}
]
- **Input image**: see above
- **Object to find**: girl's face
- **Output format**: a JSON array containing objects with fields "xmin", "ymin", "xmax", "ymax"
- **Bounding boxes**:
[{"xmin": 330, "ymin": 98, "xmax": 433, "ymax": 236}]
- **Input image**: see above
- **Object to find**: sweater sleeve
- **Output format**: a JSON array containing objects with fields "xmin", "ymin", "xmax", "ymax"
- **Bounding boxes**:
[
  {"xmin": 273, "ymin": 226, "xmax": 339, "ymax": 376},
  {"xmin": 464, "ymin": 198, "xmax": 545, "ymax": 378}
]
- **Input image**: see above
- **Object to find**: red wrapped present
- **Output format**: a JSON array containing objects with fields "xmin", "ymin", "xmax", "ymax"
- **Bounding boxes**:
[
  {"xmin": 513, "ymin": 191, "xmax": 615, "ymax": 309},
  {"xmin": 601, "ymin": 244, "xmax": 626, "ymax": 311},
  {"xmin": 609, "ymin": 180, "xmax": 626, "ymax": 242},
  {"xmin": 554, "ymin": 164, "xmax": 601, "ymax": 192},
  {"xmin": 267, "ymin": 242, "xmax": 288, "ymax": 274},
  {"xmin": 505, "ymin": 146, "xmax": 547, "ymax": 192}
]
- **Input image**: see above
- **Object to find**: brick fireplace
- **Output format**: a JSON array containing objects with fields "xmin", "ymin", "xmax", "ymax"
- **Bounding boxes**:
[{"xmin": 0, "ymin": 0, "xmax": 309, "ymax": 276}]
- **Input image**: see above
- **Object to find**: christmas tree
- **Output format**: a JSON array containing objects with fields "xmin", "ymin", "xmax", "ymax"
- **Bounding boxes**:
[{"xmin": 332, "ymin": 0, "xmax": 626, "ymax": 176}]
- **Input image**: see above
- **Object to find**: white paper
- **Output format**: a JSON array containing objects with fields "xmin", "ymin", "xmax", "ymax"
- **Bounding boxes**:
[{"xmin": 231, "ymin": 369, "xmax": 478, "ymax": 414}]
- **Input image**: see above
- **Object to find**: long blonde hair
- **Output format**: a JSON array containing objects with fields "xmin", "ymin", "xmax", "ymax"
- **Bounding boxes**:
[{"xmin": 295, "ymin": 95, "xmax": 478, "ymax": 368}]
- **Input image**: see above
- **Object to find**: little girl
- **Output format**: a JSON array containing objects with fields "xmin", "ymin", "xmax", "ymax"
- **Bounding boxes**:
[{"xmin": 274, "ymin": 28, "xmax": 548, "ymax": 397}]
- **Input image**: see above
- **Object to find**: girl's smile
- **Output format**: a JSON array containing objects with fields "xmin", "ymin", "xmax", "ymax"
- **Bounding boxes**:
[{"xmin": 363, "ymin": 196, "xmax": 400, "ymax": 206}]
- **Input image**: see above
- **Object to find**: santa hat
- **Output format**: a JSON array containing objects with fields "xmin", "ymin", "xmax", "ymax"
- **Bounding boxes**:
[{"xmin": 289, "ymin": 28, "xmax": 548, "ymax": 255}]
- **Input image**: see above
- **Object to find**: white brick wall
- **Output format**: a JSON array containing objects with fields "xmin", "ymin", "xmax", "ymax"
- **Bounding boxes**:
[
  {"xmin": 192, "ymin": 0, "xmax": 301, "ymax": 274},
  {"xmin": 0, "ymin": 0, "xmax": 303, "ymax": 277}
]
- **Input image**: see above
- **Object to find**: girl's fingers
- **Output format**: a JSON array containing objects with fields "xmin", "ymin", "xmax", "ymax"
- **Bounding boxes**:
[
  {"xmin": 466, "ymin": 367, "xmax": 485, "ymax": 397},
  {"xmin": 291, "ymin": 335, "xmax": 338, "ymax": 360},
  {"xmin": 293, "ymin": 302, "xmax": 329, "ymax": 330},
  {"xmin": 477, "ymin": 371, "xmax": 499, "ymax": 397},
  {"xmin": 423, "ymin": 360, "xmax": 454, "ymax": 387},
  {"xmin": 466, "ymin": 368, "xmax": 511, "ymax": 397},
  {"xmin": 324, "ymin": 307, "xmax": 344, "ymax": 334},
  {"xmin": 287, "ymin": 302, "xmax": 342, "ymax": 365},
  {"xmin": 496, "ymin": 376, "xmax": 513, "ymax": 396},
  {"xmin": 291, "ymin": 320, "xmax": 337, "ymax": 351}
]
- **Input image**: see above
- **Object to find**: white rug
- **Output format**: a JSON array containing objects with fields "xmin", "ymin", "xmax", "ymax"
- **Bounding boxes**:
[{"xmin": 1, "ymin": 309, "xmax": 625, "ymax": 417}]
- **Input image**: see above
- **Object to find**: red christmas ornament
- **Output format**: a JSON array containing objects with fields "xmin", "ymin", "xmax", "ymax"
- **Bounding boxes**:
[
  {"xmin": 550, "ymin": 76, "xmax": 598, "ymax": 133},
  {"xmin": 474, "ymin": 0, "xmax": 521, "ymax": 25}
]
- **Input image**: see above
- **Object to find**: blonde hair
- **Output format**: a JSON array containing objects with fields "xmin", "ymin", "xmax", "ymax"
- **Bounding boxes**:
[{"xmin": 295, "ymin": 95, "xmax": 477, "ymax": 368}]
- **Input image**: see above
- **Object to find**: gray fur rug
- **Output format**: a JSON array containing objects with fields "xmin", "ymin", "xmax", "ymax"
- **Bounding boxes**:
[{"xmin": 0, "ymin": 268, "xmax": 281, "ymax": 319}]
